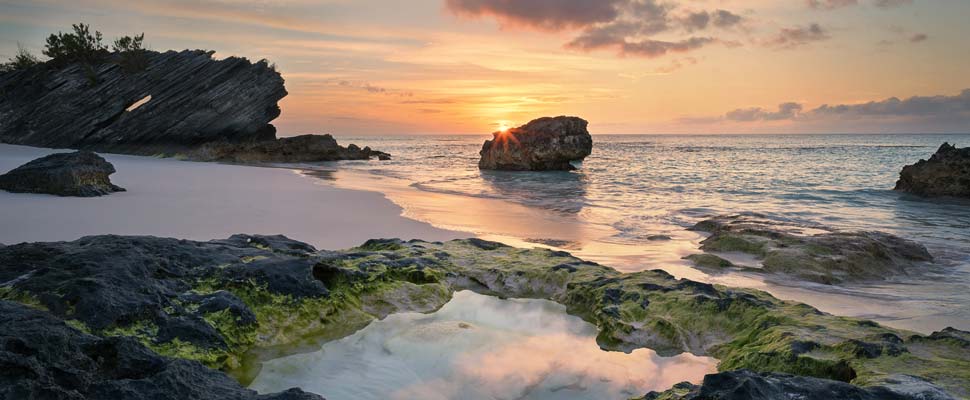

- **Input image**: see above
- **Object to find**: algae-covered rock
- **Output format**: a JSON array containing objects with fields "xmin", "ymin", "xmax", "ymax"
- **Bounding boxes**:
[
  {"xmin": 0, "ymin": 301, "xmax": 323, "ymax": 400},
  {"xmin": 686, "ymin": 213, "xmax": 933, "ymax": 284},
  {"xmin": 188, "ymin": 134, "xmax": 390, "ymax": 163},
  {"xmin": 1, "ymin": 235, "xmax": 967, "ymax": 398},
  {"xmin": 640, "ymin": 369, "xmax": 955, "ymax": 400},
  {"xmin": 0, "ymin": 151, "xmax": 124, "ymax": 196}
]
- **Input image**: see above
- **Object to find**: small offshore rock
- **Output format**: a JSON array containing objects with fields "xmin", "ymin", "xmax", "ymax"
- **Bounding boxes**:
[
  {"xmin": 0, "ymin": 151, "xmax": 125, "ymax": 197},
  {"xmin": 189, "ymin": 134, "xmax": 390, "ymax": 163},
  {"xmin": 479, "ymin": 116, "xmax": 593, "ymax": 171},
  {"xmin": 895, "ymin": 142, "xmax": 970, "ymax": 198}
]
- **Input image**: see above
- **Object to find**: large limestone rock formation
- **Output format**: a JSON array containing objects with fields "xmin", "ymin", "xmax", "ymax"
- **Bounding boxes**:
[
  {"xmin": 478, "ymin": 116, "xmax": 593, "ymax": 171},
  {"xmin": 894, "ymin": 143, "xmax": 970, "ymax": 198},
  {"xmin": 0, "ymin": 50, "xmax": 286, "ymax": 155},
  {"xmin": 0, "ymin": 151, "xmax": 125, "ymax": 196}
]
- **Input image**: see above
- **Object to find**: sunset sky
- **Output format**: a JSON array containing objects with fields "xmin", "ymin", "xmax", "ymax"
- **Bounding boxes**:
[{"xmin": 2, "ymin": 0, "xmax": 968, "ymax": 135}]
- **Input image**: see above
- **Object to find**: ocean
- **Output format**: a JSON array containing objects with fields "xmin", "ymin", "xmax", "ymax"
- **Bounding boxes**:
[{"xmin": 305, "ymin": 133, "xmax": 970, "ymax": 333}]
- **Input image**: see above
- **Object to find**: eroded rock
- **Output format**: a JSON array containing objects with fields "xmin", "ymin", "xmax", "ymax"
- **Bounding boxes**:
[
  {"xmin": 188, "ymin": 134, "xmax": 390, "ymax": 163},
  {"xmin": 478, "ymin": 116, "xmax": 593, "ymax": 171},
  {"xmin": 685, "ymin": 213, "xmax": 933, "ymax": 284},
  {"xmin": 895, "ymin": 142, "xmax": 970, "ymax": 198},
  {"xmin": 0, "ymin": 50, "xmax": 286, "ymax": 155},
  {"xmin": 0, "ymin": 151, "xmax": 125, "ymax": 196}
]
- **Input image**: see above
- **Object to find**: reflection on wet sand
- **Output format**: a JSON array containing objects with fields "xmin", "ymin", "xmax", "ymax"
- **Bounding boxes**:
[{"xmin": 249, "ymin": 291, "xmax": 718, "ymax": 400}]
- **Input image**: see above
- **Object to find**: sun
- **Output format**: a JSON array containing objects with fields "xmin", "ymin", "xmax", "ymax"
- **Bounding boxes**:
[{"xmin": 496, "ymin": 121, "xmax": 511, "ymax": 133}]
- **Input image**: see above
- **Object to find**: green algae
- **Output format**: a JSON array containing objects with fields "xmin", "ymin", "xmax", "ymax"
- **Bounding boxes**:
[
  {"xmin": 0, "ymin": 287, "xmax": 47, "ymax": 311},
  {"xmin": 683, "ymin": 253, "xmax": 735, "ymax": 269}
]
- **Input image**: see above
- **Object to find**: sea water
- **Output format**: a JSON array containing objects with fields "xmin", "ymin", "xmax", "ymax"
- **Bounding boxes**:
[{"xmin": 303, "ymin": 134, "xmax": 970, "ymax": 333}]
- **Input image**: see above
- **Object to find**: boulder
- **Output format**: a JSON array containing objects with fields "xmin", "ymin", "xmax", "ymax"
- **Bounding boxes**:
[
  {"xmin": 895, "ymin": 143, "xmax": 970, "ymax": 198},
  {"xmin": 0, "ymin": 50, "xmax": 286, "ymax": 155},
  {"xmin": 188, "ymin": 134, "xmax": 390, "ymax": 163},
  {"xmin": 478, "ymin": 116, "xmax": 593, "ymax": 171},
  {"xmin": 686, "ymin": 213, "xmax": 933, "ymax": 284},
  {"xmin": 0, "ymin": 151, "xmax": 125, "ymax": 196}
]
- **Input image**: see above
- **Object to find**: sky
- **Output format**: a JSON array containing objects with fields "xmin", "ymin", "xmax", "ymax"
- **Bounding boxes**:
[{"xmin": 1, "ymin": 0, "xmax": 968, "ymax": 135}]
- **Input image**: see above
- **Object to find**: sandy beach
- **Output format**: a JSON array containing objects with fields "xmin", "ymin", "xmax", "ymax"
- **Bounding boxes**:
[{"xmin": 0, "ymin": 144, "xmax": 467, "ymax": 250}]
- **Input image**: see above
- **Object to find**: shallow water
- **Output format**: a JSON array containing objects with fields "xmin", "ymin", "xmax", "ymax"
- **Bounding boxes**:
[
  {"xmin": 308, "ymin": 134, "xmax": 970, "ymax": 333},
  {"xmin": 248, "ymin": 290, "xmax": 717, "ymax": 400}
]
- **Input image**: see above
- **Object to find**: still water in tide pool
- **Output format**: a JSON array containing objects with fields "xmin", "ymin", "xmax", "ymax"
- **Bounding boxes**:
[
  {"xmin": 248, "ymin": 290, "xmax": 717, "ymax": 400},
  {"xmin": 297, "ymin": 134, "xmax": 970, "ymax": 333}
]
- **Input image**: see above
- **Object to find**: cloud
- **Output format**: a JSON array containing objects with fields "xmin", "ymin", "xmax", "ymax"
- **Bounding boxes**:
[
  {"xmin": 807, "ymin": 0, "xmax": 912, "ymax": 9},
  {"xmin": 811, "ymin": 90, "xmax": 970, "ymax": 118},
  {"xmin": 909, "ymin": 33, "xmax": 928, "ymax": 43},
  {"xmin": 681, "ymin": 9, "xmax": 744, "ymax": 32},
  {"xmin": 446, "ymin": 0, "xmax": 744, "ymax": 58},
  {"xmin": 722, "ymin": 89, "xmax": 970, "ymax": 122},
  {"xmin": 726, "ymin": 102, "xmax": 804, "ymax": 121},
  {"xmin": 443, "ymin": 0, "xmax": 624, "ymax": 31},
  {"xmin": 806, "ymin": 0, "xmax": 858, "ymax": 10},
  {"xmin": 765, "ymin": 23, "xmax": 830, "ymax": 49},
  {"xmin": 874, "ymin": 0, "xmax": 913, "ymax": 9}
]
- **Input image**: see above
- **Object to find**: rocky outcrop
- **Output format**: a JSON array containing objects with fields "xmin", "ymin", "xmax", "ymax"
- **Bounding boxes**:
[
  {"xmin": 895, "ymin": 143, "xmax": 970, "ymax": 198},
  {"xmin": 685, "ymin": 213, "xmax": 933, "ymax": 284},
  {"xmin": 0, "ymin": 151, "xmax": 124, "ymax": 196},
  {"xmin": 1, "ymin": 235, "xmax": 967, "ymax": 398},
  {"xmin": 478, "ymin": 116, "xmax": 593, "ymax": 171},
  {"xmin": 0, "ymin": 301, "xmax": 323, "ymax": 400},
  {"xmin": 641, "ymin": 370, "xmax": 955, "ymax": 400},
  {"xmin": 0, "ymin": 50, "xmax": 286, "ymax": 155},
  {"xmin": 188, "ymin": 134, "xmax": 390, "ymax": 163}
]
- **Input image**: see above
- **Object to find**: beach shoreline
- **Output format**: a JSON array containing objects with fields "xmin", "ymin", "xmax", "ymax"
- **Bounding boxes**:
[{"xmin": 0, "ymin": 144, "xmax": 468, "ymax": 250}]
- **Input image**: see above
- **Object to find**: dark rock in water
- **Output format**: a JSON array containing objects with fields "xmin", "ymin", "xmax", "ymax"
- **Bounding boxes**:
[
  {"xmin": 189, "ymin": 134, "xmax": 391, "ymax": 163},
  {"xmin": 0, "ymin": 151, "xmax": 125, "ymax": 196},
  {"xmin": 478, "ymin": 116, "xmax": 593, "ymax": 171},
  {"xmin": 0, "ymin": 50, "xmax": 286, "ymax": 155},
  {"xmin": 0, "ymin": 301, "xmax": 323, "ymax": 400},
  {"xmin": 640, "ymin": 369, "xmax": 955, "ymax": 400},
  {"xmin": 687, "ymin": 213, "xmax": 933, "ymax": 284},
  {"xmin": 895, "ymin": 143, "xmax": 970, "ymax": 198}
]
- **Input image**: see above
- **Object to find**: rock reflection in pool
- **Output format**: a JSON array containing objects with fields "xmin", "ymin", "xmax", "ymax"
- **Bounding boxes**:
[{"xmin": 248, "ymin": 290, "xmax": 718, "ymax": 400}]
